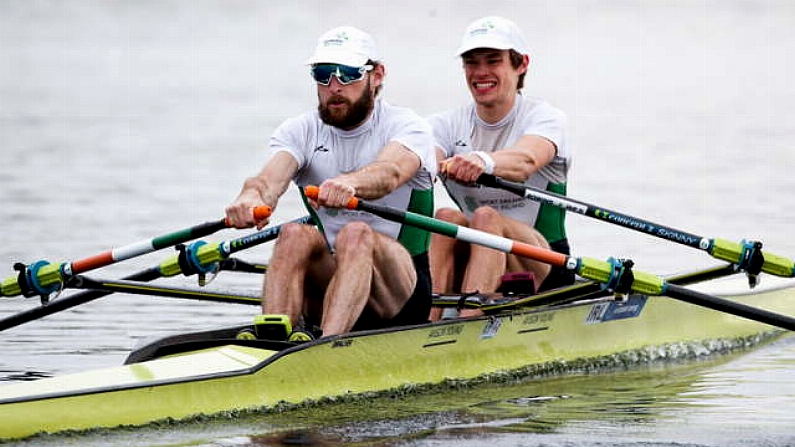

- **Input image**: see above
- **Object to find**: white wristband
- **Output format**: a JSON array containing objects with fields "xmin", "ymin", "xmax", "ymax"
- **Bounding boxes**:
[{"xmin": 472, "ymin": 151, "xmax": 495, "ymax": 174}]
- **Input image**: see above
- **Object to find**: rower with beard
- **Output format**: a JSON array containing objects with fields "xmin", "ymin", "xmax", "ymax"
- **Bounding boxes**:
[{"xmin": 226, "ymin": 26, "xmax": 436, "ymax": 341}]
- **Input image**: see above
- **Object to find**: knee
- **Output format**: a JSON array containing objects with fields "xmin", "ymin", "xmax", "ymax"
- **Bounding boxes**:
[
  {"xmin": 431, "ymin": 208, "xmax": 467, "ymax": 248},
  {"xmin": 469, "ymin": 206, "xmax": 502, "ymax": 230},
  {"xmin": 335, "ymin": 221, "xmax": 375, "ymax": 255},
  {"xmin": 435, "ymin": 207, "xmax": 468, "ymax": 226},
  {"xmin": 273, "ymin": 223, "xmax": 318, "ymax": 256}
]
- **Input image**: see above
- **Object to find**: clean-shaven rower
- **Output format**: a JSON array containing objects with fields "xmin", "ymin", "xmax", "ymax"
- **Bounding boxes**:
[{"xmin": 429, "ymin": 16, "xmax": 574, "ymax": 318}]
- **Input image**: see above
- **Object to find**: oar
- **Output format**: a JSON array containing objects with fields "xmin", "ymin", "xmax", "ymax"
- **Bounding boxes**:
[
  {"xmin": 304, "ymin": 186, "xmax": 795, "ymax": 332},
  {"xmin": 0, "ymin": 266, "xmax": 160, "ymax": 332},
  {"xmin": 69, "ymin": 275, "xmax": 262, "ymax": 305},
  {"xmin": 0, "ymin": 206, "xmax": 273, "ymax": 300},
  {"xmin": 154, "ymin": 215, "xmax": 313, "ymax": 281},
  {"xmin": 434, "ymin": 263, "xmax": 739, "ymax": 313},
  {"xmin": 475, "ymin": 173, "xmax": 794, "ymax": 281},
  {"xmin": 0, "ymin": 216, "xmax": 311, "ymax": 332}
]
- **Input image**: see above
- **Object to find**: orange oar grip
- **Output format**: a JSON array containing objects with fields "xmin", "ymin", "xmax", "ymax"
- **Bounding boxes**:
[
  {"xmin": 224, "ymin": 205, "xmax": 273, "ymax": 227},
  {"xmin": 305, "ymin": 185, "xmax": 320, "ymax": 199},
  {"xmin": 304, "ymin": 186, "xmax": 359, "ymax": 210},
  {"xmin": 252, "ymin": 206, "xmax": 272, "ymax": 221},
  {"xmin": 512, "ymin": 241, "xmax": 568, "ymax": 268}
]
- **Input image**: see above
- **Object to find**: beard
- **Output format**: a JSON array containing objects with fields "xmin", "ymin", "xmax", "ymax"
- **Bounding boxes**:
[{"xmin": 318, "ymin": 79, "xmax": 375, "ymax": 130}]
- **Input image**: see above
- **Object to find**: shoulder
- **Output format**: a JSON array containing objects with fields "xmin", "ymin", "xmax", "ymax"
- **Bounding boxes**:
[
  {"xmin": 270, "ymin": 110, "xmax": 322, "ymax": 164},
  {"xmin": 376, "ymin": 101, "xmax": 433, "ymax": 136},
  {"xmin": 427, "ymin": 103, "xmax": 474, "ymax": 129},
  {"xmin": 379, "ymin": 101, "xmax": 427, "ymax": 125},
  {"xmin": 276, "ymin": 109, "xmax": 320, "ymax": 133},
  {"xmin": 271, "ymin": 110, "xmax": 323, "ymax": 151},
  {"xmin": 518, "ymin": 96, "xmax": 567, "ymax": 124}
]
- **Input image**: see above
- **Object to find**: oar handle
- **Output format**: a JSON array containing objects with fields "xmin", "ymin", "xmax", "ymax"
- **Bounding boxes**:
[
  {"xmin": 304, "ymin": 186, "xmax": 359, "ymax": 209},
  {"xmin": 304, "ymin": 186, "xmax": 568, "ymax": 268},
  {"xmin": 224, "ymin": 205, "xmax": 273, "ymax": 227}
]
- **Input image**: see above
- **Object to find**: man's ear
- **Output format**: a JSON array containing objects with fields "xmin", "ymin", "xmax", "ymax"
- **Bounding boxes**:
[
  {"xmin": 519, "ymin": 54, "xmax": 530, "ymax": 75},
  {"xmin": 372, "ymin": 64, "xmax": 386, "ymax": 88}
]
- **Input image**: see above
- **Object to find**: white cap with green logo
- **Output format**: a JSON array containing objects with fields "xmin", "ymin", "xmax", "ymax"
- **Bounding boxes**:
[
  {"xmin": 305, "ymin": 26, "xmax": 379, "ymax": 67},
  {"xmin": 456, "ymin": 16, "xmax": 528, "ymax": 56}
]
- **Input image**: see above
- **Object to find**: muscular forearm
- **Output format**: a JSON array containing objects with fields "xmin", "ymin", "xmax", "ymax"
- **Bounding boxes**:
[
  {"xmin": 492, "ymin": 135, "xmax": 557, "ymax": 182},
  {"xmin": 317, "ymin": 142, "xmax": 420, "ymax": 208},
  {"xmin": 226, "ymin": 152, "xmax": 298, "ymax": 228},
  {"xmin": 239, "ymin": 175, "xmax": 289, "ymax": 208},
  {"xmin": 336, "ymin": 161, "xmax": 402, "ymax": 199},
  {"xmin": 491, "ymin": 150, "xmax": 544, "ymax": 182}
]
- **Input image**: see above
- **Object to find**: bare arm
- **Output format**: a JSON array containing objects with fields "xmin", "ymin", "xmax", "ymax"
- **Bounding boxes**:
[
  {"xmin": 317, "ymin": 141, "xmax": 421, "ymax": 208},
  {"xmin": 225, "ymin": 151, "xmax": 299, "ymax": 229},
  {"xmin": 491, "ymin": 135, "xmax": 556, "ymax": 182},
  {"xmin": 441, "ymin": 135, "xmax": 556, "ymax": 183}
]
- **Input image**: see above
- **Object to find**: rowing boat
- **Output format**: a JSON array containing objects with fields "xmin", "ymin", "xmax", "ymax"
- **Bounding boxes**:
[
  {"xmin": 1, "ymin": 182, "xmax": 793, "ymax": 441},
  {"xmin": 1, "ymin": 267, "xmax": 793, "ymax": 440}
]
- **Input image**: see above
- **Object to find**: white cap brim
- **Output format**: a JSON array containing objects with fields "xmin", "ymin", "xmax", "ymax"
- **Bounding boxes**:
[
  {"xmin": 304, "ymin": 50, "xmax": 369, "ymax": 67},
  {"xmin": 456, "ymin": 37, "xmax": 521, "ymax": 56}
]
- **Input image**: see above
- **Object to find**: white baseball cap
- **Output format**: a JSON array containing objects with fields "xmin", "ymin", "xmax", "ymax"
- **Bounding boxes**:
[
  {"xmin": 456, "ymin": 16, "xmax": 528, "ymax": 56},
  {"xmin": 305, "ymin": 26, "xmax": 379, "ymax": 67}
]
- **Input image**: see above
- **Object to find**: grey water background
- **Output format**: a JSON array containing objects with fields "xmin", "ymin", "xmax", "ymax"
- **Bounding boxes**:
[{"xmin": 0, "ymin": 1, "xmax": 794, "ymax": 446}]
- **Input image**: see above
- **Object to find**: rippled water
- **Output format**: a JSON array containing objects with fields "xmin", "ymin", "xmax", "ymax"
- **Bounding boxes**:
[{"xmin": 1, "ymin": 1, "xmax": 794, "ymax": 446}]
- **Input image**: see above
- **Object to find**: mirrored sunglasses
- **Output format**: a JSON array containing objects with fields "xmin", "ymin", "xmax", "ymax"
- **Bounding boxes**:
[{"xmin": 310, "ymin": 64, "xmax": 373, "ymax": 86}]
